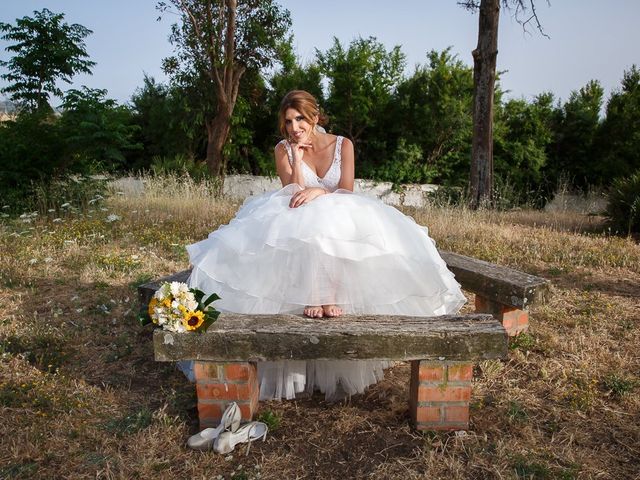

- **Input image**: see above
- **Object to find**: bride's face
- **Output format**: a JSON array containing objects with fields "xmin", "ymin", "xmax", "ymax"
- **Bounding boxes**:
[{"xmin": 284, "ymin": 108, "xmax": 315, "ymax": 143}]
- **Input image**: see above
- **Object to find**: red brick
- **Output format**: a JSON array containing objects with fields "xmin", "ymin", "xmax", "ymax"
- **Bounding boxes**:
[
  {"xmin": 499, "ymin": 307, "xmax": 529, "ymax": 336},
  {"xmin": 418, "ymin": 364, "xmax": 445, "ymax": 382},
  {"xmin": 250, "ymin": 381, "xmax": 260, "ymax": 406},
  {"xmin": 502, "ymin": 307, "xmax": 520, "ymax": 321},
  {"xmin": 502, "ymin": 316, "xmax": 517, "ymax": 332},
  {"xmin": 415, "ymin": 406, "xmax": 441, "ymax": 423},
  {"xmin": 237, "ymin": 402, "xmax": 256, "ymax": 421},
  {"xmin": 224, "ymin": 363, "xmax": 252, "ymax": 381},
  {"xmin": 197, "ymin": 402, "xmax": 223, "ymax": 422},
  {"xmin": 475, "ymin": 295, "xmax": 497, "ymax": 315},
  {"xmin": 416, "ymin": 422, "xmax": 467, "ymax": 431},
  {"xmin": 193, "ymin": 362, "xmax": 223, "ymax": 381},
  {"xmin": 447, "ymin": 364, "xmax": 473, "ymax": 382},
  {"xmin": 418, "ymin": 385, "xmax": 471, "ymax": 402},
  {"xmin": 517, "ymin": 311, "xmax": 529, "ymax": 326},
  {"xmin": 444, "ymin": 406, "xmax": 470, "ymax": 423},
  {"xmin": 196, "ymin": 382, "xmax": 252, "ymax": 401},
  {"xmin": 475, "ymin": 295, "xmax": 486, "ymax": 310}
]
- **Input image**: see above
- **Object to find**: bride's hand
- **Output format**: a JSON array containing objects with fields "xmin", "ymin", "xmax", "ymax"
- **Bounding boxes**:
[
  {"xmin": 290, "ymin": 187, "xmax": 327, "ymax": 208},
  {"xmin": 289, "ymin": 139, "xmax": 312, "ymax": 161}
]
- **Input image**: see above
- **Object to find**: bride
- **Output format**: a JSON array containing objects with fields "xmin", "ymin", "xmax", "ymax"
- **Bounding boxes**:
[{"xmin": 186, "ymin": 90, "xmax": 466, "ymax": 400}]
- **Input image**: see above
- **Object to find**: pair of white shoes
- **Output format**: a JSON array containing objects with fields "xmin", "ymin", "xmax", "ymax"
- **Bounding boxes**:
[{"xmin": 187, "ymin": 402, "xmax": 268, "ymax": 455}]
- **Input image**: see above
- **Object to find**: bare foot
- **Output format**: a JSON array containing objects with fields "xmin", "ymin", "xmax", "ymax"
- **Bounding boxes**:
[
  {"xmin": 322, "ymin": 305, "xmax": 343, "ymax": 317},
  {"xmin": 304, "ymin": 306, "xmax": 323, "ymax": 318}
]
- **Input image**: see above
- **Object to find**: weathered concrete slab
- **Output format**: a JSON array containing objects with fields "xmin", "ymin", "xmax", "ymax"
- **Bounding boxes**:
[
  {"xmin": 153, "ymin": 313, "xmax": 507, "ymax": 362},
  {"xmin": 438, "ymin": 251, "xmax": 550, "ymax": 309},
  {"xmin": 222, "ymin": 175, "xmax": 439, "ymax": 207}
]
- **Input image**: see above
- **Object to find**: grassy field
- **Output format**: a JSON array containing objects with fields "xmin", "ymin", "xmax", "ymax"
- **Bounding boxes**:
[{"xmin": 1, "ymin": 175, "xmax": 639, "ymax": 480}]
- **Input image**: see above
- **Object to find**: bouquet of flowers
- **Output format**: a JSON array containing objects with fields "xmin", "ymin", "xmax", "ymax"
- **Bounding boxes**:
[{"xmin": 140, "ymin": 281, "xmax": 220, "ymax": 333}]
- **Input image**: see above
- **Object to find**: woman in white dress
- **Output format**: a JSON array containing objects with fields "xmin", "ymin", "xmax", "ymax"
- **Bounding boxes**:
[{"xmin": 186, "ymin": 90, "xmax": 466, "ymax": 401}]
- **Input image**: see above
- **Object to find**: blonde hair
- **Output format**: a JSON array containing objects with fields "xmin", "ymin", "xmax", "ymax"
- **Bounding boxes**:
[{"xmin": 278, "ymin": 90, "xmax": 327, "ymax": 139}]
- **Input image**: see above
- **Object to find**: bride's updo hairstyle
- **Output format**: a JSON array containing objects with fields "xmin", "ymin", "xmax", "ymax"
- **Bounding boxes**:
[{"xmin": 278, "ymin": 90, "xmax": 328, "ymax": 139}]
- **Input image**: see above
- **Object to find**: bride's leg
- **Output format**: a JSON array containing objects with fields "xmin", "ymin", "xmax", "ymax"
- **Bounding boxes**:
[
  {"xmin": 304, "ymin": 306, "xmax": 324, "ymax": 318},
  {"xmin": 322, "ymin": 305, "xmax": 343, "ymax": 317}
]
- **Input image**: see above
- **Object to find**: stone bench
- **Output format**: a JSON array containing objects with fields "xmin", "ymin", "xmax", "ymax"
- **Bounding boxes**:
[
  {"xmin": 138, "ymin": 251, "xmax": 549, "ymax": 431},
  {"xmin": 152, "ymin": 313, "xmax": 507, "ymax": 431},
  {"xmin": 439, "ymin": 251, "xmax": 549, "ymax": 336}
]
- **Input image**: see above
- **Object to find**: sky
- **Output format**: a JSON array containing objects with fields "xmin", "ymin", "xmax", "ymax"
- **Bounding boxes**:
[{"xmin": 1, "ymin": 1, "xmax": 639, "ymax": 109}]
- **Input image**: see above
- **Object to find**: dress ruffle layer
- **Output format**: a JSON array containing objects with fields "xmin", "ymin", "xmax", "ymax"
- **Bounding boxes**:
[
  {"xmin": 186, "ymin": 184, "xmax": 466, "ymax": 400},
  {"xmin": 187, "ymin": 184, "xmax": 466, "ymax": 316}
]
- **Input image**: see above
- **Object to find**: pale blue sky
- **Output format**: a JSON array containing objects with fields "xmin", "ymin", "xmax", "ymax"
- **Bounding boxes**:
[{"xmin": 1, "ymin": 1, "xmax": 639, "ymax": 109}]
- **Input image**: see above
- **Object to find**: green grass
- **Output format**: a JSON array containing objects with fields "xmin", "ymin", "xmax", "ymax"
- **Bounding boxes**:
[{"xmin": 101, "ymin": 407, "xmax": 154, "ymax": 437}]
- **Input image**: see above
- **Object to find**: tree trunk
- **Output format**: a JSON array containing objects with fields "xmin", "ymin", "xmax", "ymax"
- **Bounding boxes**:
[
  {"xmin": 470, "ymin": 0, "xmax": 500, "ymax": 208},
  {"xmin": 206, "ymin": 107, "xmax": 232, "ymax": 179}
]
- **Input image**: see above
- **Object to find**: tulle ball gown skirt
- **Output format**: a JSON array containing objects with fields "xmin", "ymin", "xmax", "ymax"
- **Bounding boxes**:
[{"xmin": 186, "ymin": 184, "xmax": 466, "ymax": 400}]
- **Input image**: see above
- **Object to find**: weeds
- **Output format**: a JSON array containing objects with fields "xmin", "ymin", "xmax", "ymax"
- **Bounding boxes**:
[
  {"xmin": 602, "ymin": 373, "xmax": 637, "ymax": 398},
  {"xmin": 0, "ymin": 332, "xmax": 71, "ymax": 373},
  {"xmin": 102, "ymin": 407, "xmax": 154, "ymax": 436},
  {"xmin": 509, "ymin": 332, "xmax": 536, "ymax": 352},
  {"xmin": 0, "ymin": 462, "xmax": 39, "ymax": 480},
  {"xmin": 512, "ymin": 454, "xmax": 551, "ymax": 479},
  {"xmin": 507, "ymin": 400, "xmax": 528, "ymax": 422},
  {"xmin": 257, "ymin": 409, "xmax": 281, "ymax": 431},
  {"xmin": 0, "ymin": 173, "xmax": 638, "ymax": 479}
]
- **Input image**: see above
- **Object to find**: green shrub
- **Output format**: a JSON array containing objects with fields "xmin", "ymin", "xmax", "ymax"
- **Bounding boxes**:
[
  {"xmin": 150, "ymin": 154, "xmax": 210, "ymax": 181},
  {"xmin": 605, "ymin": 170, "xmax": 640, "ymax": 234}
]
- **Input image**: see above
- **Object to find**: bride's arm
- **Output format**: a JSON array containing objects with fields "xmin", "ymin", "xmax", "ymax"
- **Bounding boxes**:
[
  {"xmin": 338, "ymin": 138, "xmax": 355, "ymax": 191},
  {"xmin": 274, "ymin": 142, "xmax": 305, "ymax": 187}
]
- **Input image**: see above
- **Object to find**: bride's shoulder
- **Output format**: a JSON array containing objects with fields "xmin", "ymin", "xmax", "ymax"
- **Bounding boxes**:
[
  {"xmin": 321, "ymin": 133, "xmax": 343, "ymax": 146},
  {"xmin": 274, "ymin": 139, "xmax": 288, "ymax": 153},
  {"xmin": 335, "ymin": 135, "xmax": 352, "ymax": 150}
]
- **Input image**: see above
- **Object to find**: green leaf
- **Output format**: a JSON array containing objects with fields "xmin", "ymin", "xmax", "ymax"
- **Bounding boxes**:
[
  {"xmin": 192, "ymin": 288, "xmax": 205, "ymax": 303},
  {"xmin": 202, "ymin": 292, "xmax": 220, "ymax": 309},
  {"xmin": 197, "ymin": 314, "xmax": 218, "ymax": 333},
  {"xmin": 138, "ymin": 313, "xmax": 152, "ymax": 327}
]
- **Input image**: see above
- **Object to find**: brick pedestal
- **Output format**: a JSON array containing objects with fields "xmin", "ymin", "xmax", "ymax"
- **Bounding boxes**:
[
  {"xmin": 409, "ymin": 361, "xmax": 472, "ymax": 431},
  {"xmin": 193, "ymin": 361, "xmax": 259, "ymax": 429},
  {"xmin": 475, "ymin": 295, "xmax": 529, "ymax": 336}
]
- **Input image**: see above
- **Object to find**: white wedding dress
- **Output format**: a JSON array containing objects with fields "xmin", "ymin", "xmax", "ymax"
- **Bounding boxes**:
[{"xmin": 186, "ymin": 136, "xmax": 466, "ymax": 400}]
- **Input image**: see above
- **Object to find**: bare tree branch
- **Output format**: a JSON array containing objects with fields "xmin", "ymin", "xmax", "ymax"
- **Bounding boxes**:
[{"xmin": 458, "ymin": 0, "xmax": 550, "ymax": 37}]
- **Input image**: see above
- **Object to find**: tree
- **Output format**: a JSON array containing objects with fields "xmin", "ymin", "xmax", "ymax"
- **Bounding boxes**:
[
  {"xmin": 317, "ymin": 37, "xmax": 405, "ymax": 148},
  {"xmin": 388, "ymin": 48, "xmax": 474, "ymax": 185},
  {"xmin": 130, "ymin": 75, "xmax": 209, "ymax": 169},
  {"xmin": 597, "ymin": 66, "xmax": 640, "ymax": 183},
  {"xmin": 59, "ymin": 87, "xmax": 141, "ymax": 172},
  {"xmin": 459, "ymin": 0, "xmax": 548, "ymax": 207},
  {"xmin": 0, "ymin": 8, "xmax": 95, "ymax": 112},
  {"xmin": 0, "ymin": 112, "xmax": 65, "ymax": 197},
  {"xmin": 493, "ymin": 93, "xmax": 555, "ymax": 202},
  {"xmin": 158, "ymin": 0, "xmax": 290, "ymax": 179},
  {"xmin": 549, "ymin": 80, "xmax": 603, "ymax": 187}
]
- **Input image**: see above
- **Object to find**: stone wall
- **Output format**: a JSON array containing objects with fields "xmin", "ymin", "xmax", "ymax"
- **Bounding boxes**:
[{"xmin": 223, "ymin": 174, "xmax": 438, "ymax": 208}]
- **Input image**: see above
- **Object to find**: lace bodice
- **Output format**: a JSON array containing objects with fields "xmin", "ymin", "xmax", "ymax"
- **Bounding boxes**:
[{"xmin": 279, "ymin": 136, "xmax": 343, "ymax": 192}]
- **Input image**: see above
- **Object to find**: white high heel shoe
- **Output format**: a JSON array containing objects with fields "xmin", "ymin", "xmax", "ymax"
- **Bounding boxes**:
[
  {"xmin": 187, "ymin": 402, "xmax": 242, "ymax": 451},
  {"xmin": 213, "ymin": 421, "xmax": 268, "ymax": 455}
]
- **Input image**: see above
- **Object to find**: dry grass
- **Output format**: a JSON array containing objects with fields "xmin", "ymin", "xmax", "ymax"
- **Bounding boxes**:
[{"xmin": 1, "ymin": 174, "xmax": 639, "ymax": 480}]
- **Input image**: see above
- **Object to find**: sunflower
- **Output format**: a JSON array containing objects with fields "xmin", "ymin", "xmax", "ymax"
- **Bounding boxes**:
[
  {"xmin": 183, "ymin": 310, "xmax": 205, "ymax": 331},
  {"xmin": 148, "ymin": 298, "xmax": 158, "ymax": 318}
]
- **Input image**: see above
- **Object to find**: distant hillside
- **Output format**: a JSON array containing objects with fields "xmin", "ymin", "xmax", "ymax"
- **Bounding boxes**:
[{"xmin": 0, "ymin": 98, "xmax": 16, "ymax": 114}]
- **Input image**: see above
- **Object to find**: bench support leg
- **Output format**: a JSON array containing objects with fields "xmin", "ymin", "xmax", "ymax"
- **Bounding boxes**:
[
  {"xmin": 193, "ymin": 361, "xmax": 259, "ymax": 429},
  {"xmin": 475, "ymin": 295, "xmax": 529, "ymax": 336},
  {"xmin": 409, "ymin": 361, "xmax": 472, "ymax": 431}
]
